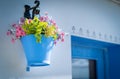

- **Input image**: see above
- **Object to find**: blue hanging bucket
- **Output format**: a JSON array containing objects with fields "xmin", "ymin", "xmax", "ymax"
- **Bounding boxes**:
[{"xmin": 20, "ymin": 34, "xmax": 54, "ymax": 71}]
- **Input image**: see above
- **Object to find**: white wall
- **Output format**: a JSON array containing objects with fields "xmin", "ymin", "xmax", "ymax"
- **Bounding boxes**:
[{"xmin": 0, "ymin": 0, "xmax": 120, "ymax": 79}]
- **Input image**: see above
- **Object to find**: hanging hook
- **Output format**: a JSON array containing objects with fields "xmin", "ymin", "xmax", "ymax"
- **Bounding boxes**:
[
  {"xmin": 24, "ymin": 5, "xmax": 32, "ymax": 19},
  {"xmin": 24, "ymin": 0, "xmax": 40, "ymax": 19},
  {"xmin": 32, "ymin": 0, "xmax": 40, "ymax": 19}
]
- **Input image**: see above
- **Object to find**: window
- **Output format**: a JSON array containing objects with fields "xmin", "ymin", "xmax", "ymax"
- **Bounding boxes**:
[{"xmin": 72, "ymin": 59, "xmax": 97, "ymax": 79}]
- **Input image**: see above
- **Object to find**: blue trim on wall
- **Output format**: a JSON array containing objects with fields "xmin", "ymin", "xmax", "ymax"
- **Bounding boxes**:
[
  {"xmin": 71, "ymin": 35, "xmax": 120, "ymax": 79},
  {"xmin": 108, "ymin": 46, "xmax": 120, "ymax": 79},
  {"xmin": 72, "ymin": 45, "xmax": 105, "ymax": 79}
]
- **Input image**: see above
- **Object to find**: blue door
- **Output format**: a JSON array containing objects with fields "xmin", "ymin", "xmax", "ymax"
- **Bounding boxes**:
[{"xmin": 72, "ymin": 44, "xmax": 105, "ymax": 79}]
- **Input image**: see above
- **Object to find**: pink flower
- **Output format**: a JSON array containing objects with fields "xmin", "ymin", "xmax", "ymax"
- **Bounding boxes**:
[
  {"xmin": 15, "ymin": 26, "xmax": 19, "ymax": 29},
  {"xmin": 50, "ymin": 19, "xmax": 56, "ymax": 25},
  {"xmin": 17, "ymin": 24, "xmax": 22, "ymax": 27},
  {"xmin": 28, "ymin": 19, "xmax": 32, "ymax": 23},
  {"xmin": 60, "ymin": 32, "xmax": 65, "ymax": 42},
  {"xmin": 61, "ymin": 32, "xmax": 65, "ymax": 36},
  {"xmin": 12, "ymin": 24, "xmax": 17, "ymax": 28},
  {"xmin": 16, "ymin": 35, "xmax": 19, "ymax": 39},
  {"xmin": 40, "ymin": 17, "xmax": 44, "ymax": 22},
  {"xmin": 21, "ymin": 31, "xmax": 26, "ymax": 36},
  {"xmin": 61, "ymin": 39, "xmax": 64, "ymax": 42},
  {"xmin": 20, "ymin": 17, "xmax": 25, "ymax": 23},
  {"xmin": 54, "ymin": 41, "xmax": 57, "ymax": 45},
  {"xmin": 19, "ymin": 27, "xmax": 22, "ymax": 30},
  {"xmin": 6, "ymin": 31, "xmax": 11, "ymax": 36},
  {"xmin": 44, "ymin": 16, "xmax": 48, "ymax": 21},
  {"xmin": 50, "ymin": 19, "xmax": 53, "ymax": 24},
  {"xmin": 53, "ymin": 22, "xmax": 56, "ymax": 26},
  {"xmin": 45, "ymin": 12, "xmax": 48, "ymax": 15},
  {"xmin": 15, "ymin": 26, "xmax": 25, "ymax": 38},
  {"xmin": 16, "ymin": 34, "xmax": 20, "ymax": 38},
  {"xmin": 11, "ymin": 38, "xmax": 15, "ymax": 43},
  {"xmin": 57, "ymin": 35, "xmax": 61, "ymax": 40}
]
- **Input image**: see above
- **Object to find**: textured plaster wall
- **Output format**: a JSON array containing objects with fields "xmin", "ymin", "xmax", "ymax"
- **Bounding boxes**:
[{"xmin": 0, "ymin": 0, "xmax": 120, "ymax": 79}]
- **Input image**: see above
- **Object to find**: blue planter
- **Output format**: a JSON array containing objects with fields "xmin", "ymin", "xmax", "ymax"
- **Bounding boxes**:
[{"xmin": 20, "ymin": 34, "xmax": 54, "ymax": 71}]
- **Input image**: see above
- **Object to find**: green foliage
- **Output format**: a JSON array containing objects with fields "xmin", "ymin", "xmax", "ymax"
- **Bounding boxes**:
[{"xmin": 22, "ymin": 16, "xmax": 58, "ymax": 42}]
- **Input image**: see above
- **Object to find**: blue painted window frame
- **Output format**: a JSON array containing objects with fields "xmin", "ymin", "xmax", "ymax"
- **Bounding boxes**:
[{"xmin": 71, "ymin": 35, "xmax": 113, "ymax": 79}]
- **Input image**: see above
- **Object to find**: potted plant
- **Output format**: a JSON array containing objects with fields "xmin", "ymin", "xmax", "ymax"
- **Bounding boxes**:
[{"xmin": 7, "ymin": 12, "xmax": 65, "ymax": 71}]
